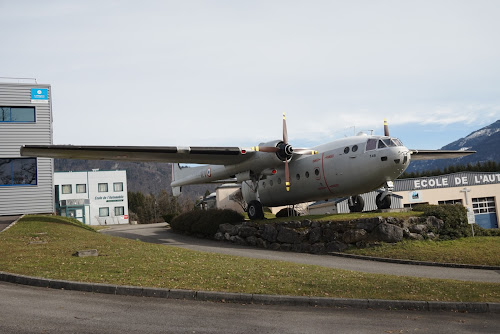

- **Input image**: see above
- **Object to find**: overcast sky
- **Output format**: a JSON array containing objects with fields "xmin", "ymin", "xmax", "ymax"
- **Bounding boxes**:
[{"xmin": 1, "ymin": 0, "xmax": 499, "ymax": 150}]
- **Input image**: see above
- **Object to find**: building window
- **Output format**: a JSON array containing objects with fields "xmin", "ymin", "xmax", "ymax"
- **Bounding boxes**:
[
  {"xmin": 98, "ymin": 183, "xmax": 108, "ymax": 192},
  {"xmin": 0, "ymin": 107, "xmax": 35, "ymax": 122},
  {"xmin": 99, "ymin": 207, "xmax": 109, "ymax": 217},
  {"xmin": 113, "ymin": 182, "xmax": 123, "ymax": 192},
  {"xmin": 472, "ymin": 197, "xmax": 496, "ymax": 214},
  {"xmin": 0, "ymin": 158, "xmax": 37, "ymax": 186},
  {"xmin": 115, "ymin": 207, "xmax": 124, "ymax": 216},
  {"xmin": 438, "ymin": 199, "xmax": 463, "ymax": 205},
  {"xmin": 76, "ymin": 184, "xmax": 87, "ymax": 193},
  {"xmin": 61, "ymin": 184, "xmax": 72, "ymax": 194}
]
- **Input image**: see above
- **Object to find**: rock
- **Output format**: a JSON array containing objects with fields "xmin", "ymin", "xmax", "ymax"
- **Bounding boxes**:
[
  {"xmin": 426, "ymin": 232, "xmax": 437, "ymax": 240},
  {"xmin": 261, "ymin": 224, "xmax": 278, "ymax": 242},
  {"xmin": 233, "ymin": 236, "xmax": 247, "ymax": 245},
  {"xmin": 301, "ymin": 219, "xmax": 312, "ymax": 227},
  {"xmin": 342, "ymin": 229, "xmax": 368, "ymax": 244},
  {"xmin": 370, "ymin": 223, "xmax": 403, "ymax": 243},
  {"xmin": 322, "ymin": 228, "xmax": 338, "ymax": 242},
  {"xmin": 309, "ymin": 227, "xmax": 322, "ymax": 243},
  {"xmin": 219, "ymin": 223, "xmax": 239, "ymax": 236},
  {"xmin": 255, "ymin": 238, "xmax": 267, "ymax": 249},
  {"xmin": 73, "ymin": 249, "xmax": 98, "ymax": 257},
  {"xmin": 239, "ymin": 226, "xmax": 257, "ymax": 238},
  {"xmin": 311, "ymin": 221, "xmax": 321, "ymax": 229},
  {"xmin": 311, "ymin": 243, "xmax": 326, "ymax": 254},
  {"xmin": 426, "ymin": 216, "xmax": 444, "ymax": 231},
  {"xmin": 277, "ymin": 227, "xmax": 308, "ymax": 244},
  {"xmin": 408, "ymin": 232, "xmax": 424, "ymax": 240},
  {"xmin": 402, "ymin": 227, "xmax": 411, "ymax": 238},
  {"xmin": 326, "ymin": 241, "xmax": 348, "ymax": 252},
  {"xmin": 409, "ymin": 224, "xmax": 427, "ymax": 234},
  {"xmin": 246, "ymin": 236, "xmax": 257, "ymax": 246},
  {"xmin": 269, "ymin": 243, "xmax": 281, "ymax": 250},
  {"xmin": 214, "ymin": 232, "xmax": 224, "ymax": 241},
  {"xmin": 280, "ymin": 243, "xmax": 292, "ymax": 251},
  {"xmin": 355, "ymin": 217, "xmax": 383, "ymax": 232}
]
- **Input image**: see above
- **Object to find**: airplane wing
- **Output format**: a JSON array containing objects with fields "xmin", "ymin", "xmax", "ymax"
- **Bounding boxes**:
[
  {"xmin": 409, "ymin": 149, "xmax": 476, "ymax": 161},
  {"xmin": 20, "ymin": 145, "xmax": 254, "ymax": 165}
]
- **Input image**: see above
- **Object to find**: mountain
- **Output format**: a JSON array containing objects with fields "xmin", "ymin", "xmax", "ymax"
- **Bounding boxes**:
[
  {"xmin": 406, "ymin": 120, "xmax": 500, "ymax": 173},
  {"xmin": 54, "ymin": 159, "xmax": 215, "ymax": 198}
]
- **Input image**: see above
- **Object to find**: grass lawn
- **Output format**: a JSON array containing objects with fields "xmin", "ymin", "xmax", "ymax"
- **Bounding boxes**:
[
  {"xmin": 0, "ymin": 215, "xmax": 499, "ymax": 303},
  {"xmin": 254, "ymin": 211, "xmax": 424, "ymax": 224},
  {"xmin": 345, "ymin": 237, "xmax": 500, "ymax": 266}
]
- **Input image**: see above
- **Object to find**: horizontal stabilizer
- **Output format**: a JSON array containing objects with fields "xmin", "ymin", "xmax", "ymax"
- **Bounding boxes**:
[{"xmin": 410, "ymin": 149, "xmax": 476, "ymax": 161}]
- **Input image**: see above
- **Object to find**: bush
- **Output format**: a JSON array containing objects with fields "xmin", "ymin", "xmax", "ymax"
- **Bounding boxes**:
[
  {"xmin": 169, "ymin": 209, "xmax": 244, "ymax": 237},
  {"xmin": 275, "ymin": 208, "xmax": 300, "ymax": 218},
  {"xmin": 413, "ymin": 204, "xmax": 470, "ymax": 240}
]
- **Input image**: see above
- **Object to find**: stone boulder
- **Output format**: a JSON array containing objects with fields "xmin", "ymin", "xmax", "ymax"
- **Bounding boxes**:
[
  {"xmin": 326, "ymin": 241, "xmax": 348, "ymax": 252},
  {"xmin": 239, "ymin": 226, "xmax": 257, "ymax": 238},
  {"xmin": 219, "ymin": 223, "xmax": 239, "ymax": 236},
  {"xmin": 409, "ymin": 224, "xmax": 427, "ymax": 234},
  {"xmin": 369, "ymin": 222, "xmax": 403, "ymax": 243},
  {"xmin": 261, "ymin": 224, "xmax": 278, "ymax": 242},
  {"xmin": 342, "ymin": 229, "xmax": 368, "ymax": 244},
  {"xmin": 426, "ymin": 216, "xmax": 444, "ymax": 231},
  {"xmin": 277, "ymin": 227, "xmax": 308, "ymax": 244}
]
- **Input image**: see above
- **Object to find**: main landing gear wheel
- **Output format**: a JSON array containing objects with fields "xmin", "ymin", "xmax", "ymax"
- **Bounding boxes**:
[
  {"xmin": 348, "ymin": 195, "xmax": 364, "ymax": 213},
  {"xmin": 247, "ymin": 200, "xmax": 264, "ymax": 220},
  {"xmin": 376, "ymin": 193, "xmax": 391, "ymax": 210}
]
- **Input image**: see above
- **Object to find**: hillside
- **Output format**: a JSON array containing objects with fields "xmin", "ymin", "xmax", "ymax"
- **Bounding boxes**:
[
  {"xmin": 54, "ymin": 159, "xmax": 215, "ymax": 198},
  {"xmin": 406, "ymin": 120, "xmax": 500, "ymax": 173}
]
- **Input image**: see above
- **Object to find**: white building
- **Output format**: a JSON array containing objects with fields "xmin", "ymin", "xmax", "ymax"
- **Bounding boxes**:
[{"xmin": 54, "ymin": 170, "xmax": 129, "ymax": 225}]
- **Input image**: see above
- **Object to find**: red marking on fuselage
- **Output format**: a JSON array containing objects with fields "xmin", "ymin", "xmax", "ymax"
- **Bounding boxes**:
[
  {"xmin": 325, "ymin": 154, "xmax": 334, "ymax": 159},
  {"xmin": 321, "ymin": 153, "xmax": 334, "ymax": 194},
  {"xmin": 313, "ymin": 158, "xmax": 321, "ymax": 163}
]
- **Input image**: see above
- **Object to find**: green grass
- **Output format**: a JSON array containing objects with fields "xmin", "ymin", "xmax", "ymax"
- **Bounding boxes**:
[
  {"xmin": 345, "ymin": 238, "xmax": 500, "ymax": 266},
  {"xmin": 0, "ymin": 215, "xmax": 499, "ymax": 302}
]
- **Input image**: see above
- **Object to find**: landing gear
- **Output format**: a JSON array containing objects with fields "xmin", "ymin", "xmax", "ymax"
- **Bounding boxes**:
[
  {"xmin": 247, "ymin": 200, "xmax": 264, "ymax": 220},
  {"xmin": 376, "ymin": 192, "xmax": 391, "ymax": 209},
  {"xmin": 348, "ymin": 195, "xmax": 364, "ymax": 213}
]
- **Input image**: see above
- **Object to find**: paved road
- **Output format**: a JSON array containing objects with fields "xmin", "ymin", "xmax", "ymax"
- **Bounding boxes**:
[
  {"xmin": 103, "ymin": 223, "xmax": 500, "ymax": 283},
  {"xmin": 0, "ymin": 215, "xmax": 20, "ymax": 232},
  {"xmin": 1, "ymin": 281, "xmax": 498, "ymax": 334}
]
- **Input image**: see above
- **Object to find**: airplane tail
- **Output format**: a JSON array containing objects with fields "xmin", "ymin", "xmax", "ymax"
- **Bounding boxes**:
[{"xmin": 171, "ymin": 163, "xmax": 184, "ymax": 196}]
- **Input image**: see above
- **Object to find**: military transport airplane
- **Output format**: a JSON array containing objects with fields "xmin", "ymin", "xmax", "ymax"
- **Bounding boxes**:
[{"xmin": 21, "ymin": 115, "xmax": 475, "ymax": 220}]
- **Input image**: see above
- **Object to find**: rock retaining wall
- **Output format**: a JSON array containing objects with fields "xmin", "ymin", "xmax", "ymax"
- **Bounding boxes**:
[{"xmin": 215, "ymin": 216, "xmax": 444, "ymax": 254}]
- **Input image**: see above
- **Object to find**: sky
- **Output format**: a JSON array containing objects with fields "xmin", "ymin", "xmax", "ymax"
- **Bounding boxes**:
[{"xmin": 1, "ymin": 0, "xmax": 500, "ymax": 150}]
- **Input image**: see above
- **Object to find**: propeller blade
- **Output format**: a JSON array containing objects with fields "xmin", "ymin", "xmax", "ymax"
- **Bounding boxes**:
[
  {"xmin": 283, "ymin": 112, "xmax": 288, "ymax": 144},
  {"xmin": 293, "ymin": 148, "xmax": 318, "ymax": 155},
  {"xmin": 284, "ymin": 159, "xmax": 290, "ymax": 191},
  {"xmin": 384, "ymin": 118, "xmax": 390, "ymax": 136}
]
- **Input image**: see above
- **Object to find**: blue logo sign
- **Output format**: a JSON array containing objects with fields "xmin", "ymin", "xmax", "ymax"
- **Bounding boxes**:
[{"xmin": 31, "ymin": 88, "xmax": 48, "ymax": 103}]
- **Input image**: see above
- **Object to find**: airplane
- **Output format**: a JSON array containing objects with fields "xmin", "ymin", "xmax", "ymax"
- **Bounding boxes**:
[{"xmin": 20, "ymin": 115, "xmax": 475, "ymax": 220}]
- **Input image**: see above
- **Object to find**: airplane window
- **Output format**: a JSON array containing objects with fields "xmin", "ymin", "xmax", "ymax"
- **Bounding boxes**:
[
  {"xmin": 277, "ymin": 178, "xmax": 281, "ymax": 184},
  {"xmin": 366, "ymin": 139, "xmax": 377, "ymax": 151},
  {"xmin": 344, "ymin": 147, "xmax": 349, "ymax": 154},
  {"xmin": 352, "ymin": 145, "xmax": 358, "ymax": 152},
  {"xmin": 383, "ymin": 138, "xmax": 395, "ymax": 147},
  {"xmin": 270, "ymin": 180, "xmax": 273, "ymax": 186},
  {"xmin": 305, "ymin": 171, "xmax": 310, "ymax": 178},
  {"xmin": 314, "ymin": 168, "xmax": 320, "ymax": 176},
  {"xmin": 392, "ymin": 138, "xmax": 403, "ymax": 146},
  {"xmin": 296, "ymin": 174, "xmax": 300, "ymax": 180},
  {"xmin": 262, "ymin": 181, "xmax": 266, "ymax": 188},
  {"xmin": 377, "ymin": 140, "xmax": 387, "ymax": 149}
]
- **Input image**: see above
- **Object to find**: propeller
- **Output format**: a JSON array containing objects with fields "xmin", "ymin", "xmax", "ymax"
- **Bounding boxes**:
[{"xmin": 251, "ymin": 113, "xmax": 317, "ymax": 191}]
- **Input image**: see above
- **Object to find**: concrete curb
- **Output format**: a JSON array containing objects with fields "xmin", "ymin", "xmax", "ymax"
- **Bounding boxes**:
[
  {"xmin": 0, "ymin": 215, "xmax": 24, "ymax": 234},
  {"xmin": 329, "ymin": 252, "xmax": 500, "ymax": 270},
  {"xmin": 1, "ymin": 271, "xmax": 498, "ymax": 313}
]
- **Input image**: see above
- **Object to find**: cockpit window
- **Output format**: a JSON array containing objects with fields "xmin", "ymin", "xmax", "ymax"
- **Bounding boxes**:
[
  {"xmin": 382, "ymin": 138, "xmax": 396, "ymax": 147},
  {"xmin": 377, "ymin": 140, "xmax": 387, "ymax": 149},
  {"xmin": 392, "ymin": 138, "xmax": 403, "ymax": 146},
  {"xmin": 366, "ymin": 139, "xmax": 377, "ymax": 151}
]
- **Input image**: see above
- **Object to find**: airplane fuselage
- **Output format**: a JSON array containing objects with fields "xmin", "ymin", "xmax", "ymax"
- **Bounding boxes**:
[{"xmin": 243, "ymin": 134, "xmax": 410, "ymax": 206}]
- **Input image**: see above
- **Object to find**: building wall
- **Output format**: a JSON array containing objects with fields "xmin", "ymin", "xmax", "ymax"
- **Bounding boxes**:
[
  {"xmin": 0, "ymin": 82, "xmax": 54, "ymax": 215},
  {"xmin": 54, "ymin": 170, "xmax": 129, "ymax": 225},
  {"xmin": 216, "ymin": 186, "xmax": 245, "ymax": 214}
]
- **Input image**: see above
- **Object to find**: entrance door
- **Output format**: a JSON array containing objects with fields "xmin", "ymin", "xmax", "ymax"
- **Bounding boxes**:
[{"xmin": 473, "ymin": 197, "xmax": 498, "ymax": 229}]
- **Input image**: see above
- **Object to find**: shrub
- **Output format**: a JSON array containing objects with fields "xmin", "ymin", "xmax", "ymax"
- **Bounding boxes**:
[
  {"xmin": 169, "ymin": 209, "xmax": 244, "ymax": 237},
  {"xmin": 413, "ymin": 204, "xmax": 470, "ymax": 240},
  {"xmin": 275, "ymin": 208, "xmax": 300, "ymax": 218}
]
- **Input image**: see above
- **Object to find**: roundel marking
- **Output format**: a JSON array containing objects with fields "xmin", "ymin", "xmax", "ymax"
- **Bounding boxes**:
[{"xmin": 207, "ymin": 168, "xmax": 212, "ymax": 177}]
